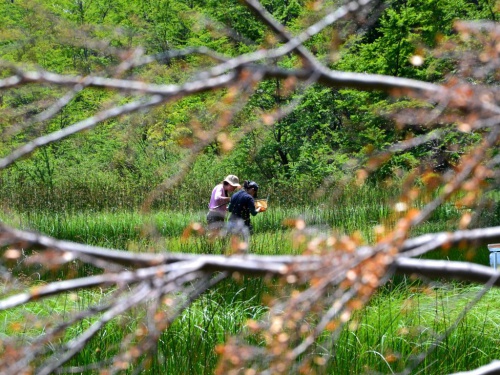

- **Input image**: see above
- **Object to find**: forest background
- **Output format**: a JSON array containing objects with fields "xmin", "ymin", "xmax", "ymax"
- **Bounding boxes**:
[{"xmin": 1, "ymin": 0, "xmax": 497, "ymax": 213}]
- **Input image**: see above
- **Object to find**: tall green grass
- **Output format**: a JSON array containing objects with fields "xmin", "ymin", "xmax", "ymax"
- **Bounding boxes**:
[
  {"xmin": 0, "ymin": 192, "xmax": 486, "ymax": 264},
  {"xmin": 3, "ymin": 278, "xmax": 500, "ymax": 374},
  {"xmin": 1, "ymin": 182, "xmax": 499, "ymax": 374},
  {"xmin": 329, "ymin": 283, "xmax": 500, "ymax": 374},
  {"xmin": 0, "ymin": 283, "xmax": 268, "ymax": 375}
]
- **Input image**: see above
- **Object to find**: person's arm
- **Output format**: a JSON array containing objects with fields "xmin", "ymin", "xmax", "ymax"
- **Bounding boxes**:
[
  {"xmin": 249, "ymin": 198, "xmax": 260, "ymax": 216},
  {"xmin": 213, "ymin": 185, "xmax": 230, "ymax": 206}
]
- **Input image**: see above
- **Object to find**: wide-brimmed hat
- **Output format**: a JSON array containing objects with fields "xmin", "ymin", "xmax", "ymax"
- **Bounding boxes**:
[{"xmin": 224, "ymin": 174, "xmax": 241, "ymax": 187}]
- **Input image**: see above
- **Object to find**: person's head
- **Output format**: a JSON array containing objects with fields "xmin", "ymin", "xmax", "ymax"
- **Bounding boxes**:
[
  {"xmin": 243, "ymin": 180, "xmax": 259, "ymax": 197},
  {"xmin": 223, "ymin": 174, "xmax": 240, "ymax": 192}
]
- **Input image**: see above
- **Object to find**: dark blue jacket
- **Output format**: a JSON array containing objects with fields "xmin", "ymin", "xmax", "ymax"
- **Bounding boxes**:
[{"xmin": 228, "ymin": 190, "xmax": 258, "ymax": 227}]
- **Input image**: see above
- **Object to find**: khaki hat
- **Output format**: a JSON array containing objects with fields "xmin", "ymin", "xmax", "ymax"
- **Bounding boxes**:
[{"xmin": 224, "ymin": 174, "xmax": 240, "ymax": 187}]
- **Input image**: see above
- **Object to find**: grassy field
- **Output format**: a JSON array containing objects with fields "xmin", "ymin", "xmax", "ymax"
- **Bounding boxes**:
[
  {"xmin": 1, "ymin": 184, "xmax": 499, "ymax": 374},
  {"xmin": 3, "ymin": 274, "xmax": 500, "ymax": 374}
]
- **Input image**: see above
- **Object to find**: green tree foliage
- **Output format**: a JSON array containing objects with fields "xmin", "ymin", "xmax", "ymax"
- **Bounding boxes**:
[
  {"xmin": 0, "ymin": 0, "xmax": 492, "ymax": 209},
  {"xmin": 198, "ymin": 0, "xmax": 489, "ymax": 188},
  {"xmin": 323, "ymin": 0, "xmax": 489, "ymax": 177}
]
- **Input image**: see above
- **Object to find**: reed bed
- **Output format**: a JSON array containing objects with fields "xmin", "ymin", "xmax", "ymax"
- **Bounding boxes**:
[
  {"xmin": 3, "ymin": 278, "xmax": 500, "ymax": 374},
  {"xmin": 1, "ymin": 182, "xmax": 498, "ymax": 374},
  {"xmin": 329, "ymin": 283, "xmax": 500, "ymax": 374},
  {"xmin": 0, "ymin": 283, "xmax": 268, "ymax": 375}
]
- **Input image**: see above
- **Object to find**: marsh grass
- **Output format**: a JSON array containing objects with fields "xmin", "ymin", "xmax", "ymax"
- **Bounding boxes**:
[
  {"xmin": 1, "ymin": 183, "xmax": 499, "ymax": 373},
  {"xmin": 0, "ymin": 190, "xmax": 484, "ymax": 264},
  {"xmin": 328, "ymin": 283, "xmax": 500, "ymax": 374},
  {"xmin": 3, "ymin": 279, "xmax": 500, "ymax": 374},
  {"xmin": 0, "ymin": 280, "xmax": 268, "ymax": 375}
]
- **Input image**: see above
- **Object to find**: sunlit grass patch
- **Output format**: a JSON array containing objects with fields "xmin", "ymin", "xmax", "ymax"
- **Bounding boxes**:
[
  {"xmin": 0, "ymin": 279, "xmax": 268, "ymax": 374},
  {"xmin": 326, "ymin": 283, "xmax": 500, "ymax": 374}
]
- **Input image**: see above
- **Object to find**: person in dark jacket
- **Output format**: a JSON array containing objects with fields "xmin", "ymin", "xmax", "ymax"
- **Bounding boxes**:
[{"xmin": 227, "ymin": 180, "xmax": 262, "ymax": 233}]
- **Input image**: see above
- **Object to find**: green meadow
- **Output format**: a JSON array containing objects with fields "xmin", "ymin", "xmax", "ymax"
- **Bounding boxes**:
[{"xmin": 1, "ymin": 184, "xmax": 499, "ymax": 374}]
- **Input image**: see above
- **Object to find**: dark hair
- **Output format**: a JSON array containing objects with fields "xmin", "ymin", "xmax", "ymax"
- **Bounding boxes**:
[{"xmin": 244, "ymin": 180, "xmax": 259, "ymax": 191}]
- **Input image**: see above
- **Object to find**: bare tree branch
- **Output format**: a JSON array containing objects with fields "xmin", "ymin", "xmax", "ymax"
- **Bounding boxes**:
[
  {"xmin": 394, "ymin": 258, "xmax": 500, "ymax": 286},
  {"xmin": 450, "ymin": 361, "xmax": 500, "ymax": 375}
]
